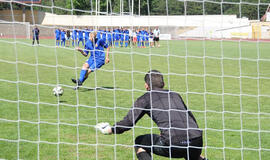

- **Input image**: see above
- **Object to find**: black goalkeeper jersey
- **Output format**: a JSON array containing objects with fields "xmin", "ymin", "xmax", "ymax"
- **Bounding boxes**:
[{"xmin": 112, "ymin": 88, "xmax": 202, "ymax": 145}]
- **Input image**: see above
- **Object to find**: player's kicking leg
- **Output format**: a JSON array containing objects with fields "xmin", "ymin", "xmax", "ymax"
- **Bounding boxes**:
[{"xmin": 72, "ymin": 62, "xmax": 90, "ymax": 90}]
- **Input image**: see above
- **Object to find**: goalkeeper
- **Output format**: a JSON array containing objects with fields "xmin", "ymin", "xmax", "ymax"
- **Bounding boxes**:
[
  {"xmin": 32, "ymin": 25, "xmax": 40, "ymax": 45},
  {"xmin": 71, "ymin": 31, "xmax": 110, "ymax": 90},
  {"xmin": 96, "ymin": 70, "xmax": 206, "ymax": 160}
]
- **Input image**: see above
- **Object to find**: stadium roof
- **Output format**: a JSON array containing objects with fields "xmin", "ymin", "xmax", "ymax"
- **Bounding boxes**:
[{"xmin": 41, "ymin": 12, "xmax": 249, "ymax": 27}]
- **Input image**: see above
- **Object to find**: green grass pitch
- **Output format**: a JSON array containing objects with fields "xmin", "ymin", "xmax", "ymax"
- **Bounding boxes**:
[{"xmin": 0, "ymin": 38, "xmax": 270, "ymax": 160}]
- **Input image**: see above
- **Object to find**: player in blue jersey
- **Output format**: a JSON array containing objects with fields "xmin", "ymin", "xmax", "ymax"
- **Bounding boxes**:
[
  {"xmin": 72, "ymin": 29, "xmax": 77, "ymax": 47},
  {"xmin": 141, "ymin": 28, "xmax": 146, "ymax": 48},
  {"xmin": 115, "ymin": 28, "xmax": 120, "ymax": 47},
  {"xmin": 96, "ymin": 30, "xmax": 101, "ymax": 40},
  {"xmin": 124, "ymin": 29, "xmax": 129, "ymax": 47},
  {"xmin": 71, "ymin": 31, "xmax": 110, "ymax": 89},
  {"xmin": 60, "ymin": 29, "xmax": 66, "ymax": 47},
  {"xmin": 84, "ymin": 28, "xmax": 90, "ymax": 45},
  {"xmin": 112, "ymin": 28, "xmax": 116, "ymax": 47},
  {"xmin": 107, "ymin": 29, "xmax": 113, "ymax": 47},
  {"xmin": 120, "ymin": 28, "xmax": 124, "ymax": 47},
  {"xmin": 77, "ymin": 29, "xmax": 84, "ymax": 47},
  {"xmin": 101, "ymin": 30, "xmax": 107, "ymax": 41},
  {"xmin": 55, "ymin": 28, "xmax": 61, "ymax": 46},
  {"xmin": 137, "ymin": 29, "xmax": 141, "ymax": 48}
]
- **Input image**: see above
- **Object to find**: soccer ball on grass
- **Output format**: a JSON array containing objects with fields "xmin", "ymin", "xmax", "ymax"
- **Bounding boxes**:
[{"xmin": 53, "ymin": 86, "xmax": 64, "ymax": 96}]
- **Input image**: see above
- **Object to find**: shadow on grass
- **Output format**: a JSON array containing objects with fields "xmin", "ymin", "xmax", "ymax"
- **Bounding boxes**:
[{"xmin": 80, "ymin": 86, "xmax": 115, "ymax": 92}]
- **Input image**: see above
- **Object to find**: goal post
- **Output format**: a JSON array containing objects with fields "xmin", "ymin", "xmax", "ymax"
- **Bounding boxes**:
[{"xmin": 0, "ymin": 21, "xmax": 30, "ymax": 39}]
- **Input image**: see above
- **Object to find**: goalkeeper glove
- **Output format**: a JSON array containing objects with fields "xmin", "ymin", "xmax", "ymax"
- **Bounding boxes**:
[{"xmin": 95, "ymin": 122, "xmax": 112, "ymax": 135}]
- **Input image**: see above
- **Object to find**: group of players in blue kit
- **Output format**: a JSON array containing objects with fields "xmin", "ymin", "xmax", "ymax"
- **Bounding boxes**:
[
  {"xmin": 54, "ymin": 27, "xmax": 159, "ymax": 89},
  {"xmin": 54, "ymin": 27, "xmax": 157, "ymax": 48}
]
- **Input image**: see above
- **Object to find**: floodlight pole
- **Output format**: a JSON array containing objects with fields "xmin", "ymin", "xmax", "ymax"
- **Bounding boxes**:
[
  {"xmin": 22, "ymin": 5, "xmax": 26, "ymax": 22},
  {"xmin": 90, "ymin": 0, "xmax": 93, "ymax": 15},
  {"xmin": 138, "ymin": 0, "xmax": 140, "ymax": 16},
  {"xmin": 132, "ymin": 0, "xmax": 134, "ymax": 16},
  {"xmin": 119, "ymin": 0, "xmax": 121, "ymax": 15}
]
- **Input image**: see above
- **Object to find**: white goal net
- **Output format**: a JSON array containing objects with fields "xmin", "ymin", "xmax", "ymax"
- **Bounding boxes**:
[{"xmin": 0, "ymin": 0, "xmax": 270, "ymax": 160}]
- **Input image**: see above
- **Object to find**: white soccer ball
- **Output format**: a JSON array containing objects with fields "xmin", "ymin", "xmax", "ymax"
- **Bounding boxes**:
[{"xmin": 53, "ymin": 86, "xmax": 64, "ymax": 96}]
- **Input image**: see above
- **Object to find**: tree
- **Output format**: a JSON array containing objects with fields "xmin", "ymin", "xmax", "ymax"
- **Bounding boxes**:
[{"xmin": 0, "ymin": 0, "xmax": 268, "ymax": 20}]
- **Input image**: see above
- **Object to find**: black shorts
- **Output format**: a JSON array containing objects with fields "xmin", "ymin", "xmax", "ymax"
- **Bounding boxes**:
[
  {"xmin": 154, "ymin": 37, "xmax": 159, "ymax": 41},
  {"xmin": 135, "ymin": 134, "xmax": 202, "ymax": 160}
]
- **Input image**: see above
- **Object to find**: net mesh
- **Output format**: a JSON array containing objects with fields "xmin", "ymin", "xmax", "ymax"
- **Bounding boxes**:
[{"xmin": 0, "ymin": 0, "xmax": 270, "ymax": 159}]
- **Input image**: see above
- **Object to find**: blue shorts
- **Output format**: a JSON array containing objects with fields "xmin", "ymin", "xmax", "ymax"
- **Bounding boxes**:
[
  {"xmin": 56, "ymin": 37, "xmax": 60, "ymax": 40},
  {"xmin": 33, "ymin": 36, "xmax": 39, "ymax": 40},
  {"xmin": 108, "ymin": 40, "xmax": 112, "ymax": 45},
  {"xmin": 86, "ymin": 57, "xmax": 105, "ymax": 71}
]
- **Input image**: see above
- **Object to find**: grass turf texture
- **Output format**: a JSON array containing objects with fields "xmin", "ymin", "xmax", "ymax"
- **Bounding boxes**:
[{"xmin": 0, "ymin": 38, "xmax": 270, "ymax": 160}]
